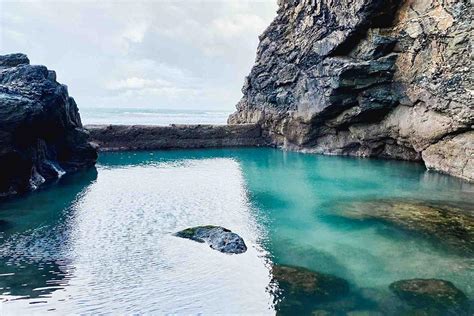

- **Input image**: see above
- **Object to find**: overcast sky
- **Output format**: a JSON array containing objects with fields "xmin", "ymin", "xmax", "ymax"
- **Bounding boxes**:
[{"xmin": 0, "ymin": 0, "xmax": 277, "ymax": 111}]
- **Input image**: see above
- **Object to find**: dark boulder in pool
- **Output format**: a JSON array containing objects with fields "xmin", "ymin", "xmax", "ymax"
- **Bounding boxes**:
[
  {"xmin": 270, "ymin": 265, "xmax": 350, "ymax": 314},
  {"xmin": 272, "ymin": 265, "xmax": 350, "ymax": 301},
  {"xmin": 174, "ymin": 225, "xmax": 247, "ymax": 254},
  {"xmin": 389, "ymin": 279, "xmax": 468, "ymax": 314},
  {"xmin": 333, "ymin": 200, "xmax": 474, "ymax": 256}
]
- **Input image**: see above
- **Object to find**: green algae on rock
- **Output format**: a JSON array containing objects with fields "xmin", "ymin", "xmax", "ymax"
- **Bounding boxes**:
[
  {"xmin": 333, "ymin": 200, "xmax": 474, "ymax": 256},
  {"xmin": 272, "ymin": 265, "xmax": 350, "ymax": 299},
  {"xmin": 270, "ymin": 264, "xmax": 351, "ymax": 314},
  {"xmin": 174, "ymin": 225, "xmax": 247, "ymax": 254},
  {"xmin": 389, "ymin": 279, "xmax": 468, "ymax": 314}
]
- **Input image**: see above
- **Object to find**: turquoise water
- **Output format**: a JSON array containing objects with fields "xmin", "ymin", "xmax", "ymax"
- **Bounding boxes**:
[
  {"xmin": 80, "ymin": 107, "xmax": 231, "ymax": 125},
  {"xmin": 0, "ymin": 148, "xmax": 473, "ymax": 314}
]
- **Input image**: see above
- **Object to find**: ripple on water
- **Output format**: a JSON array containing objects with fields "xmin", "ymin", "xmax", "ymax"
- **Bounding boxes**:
[{"xmin": 0, "ymin": 148, "xmax": 472, "ymax": 314}]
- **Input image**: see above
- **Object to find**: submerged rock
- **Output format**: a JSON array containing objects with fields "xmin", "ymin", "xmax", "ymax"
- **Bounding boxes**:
[
  {"xmin": 270, "ymin": 264, "xmax": 350, "ymax": 314},
  {"xmin": 174, "ymin": 225, "xmax": 247, "ymax": 254},
  {"xmin": 0, "ymin": 53, "xmax": 97, "ymax": 197},
  {"xmin": 389, "ymin": 279, "xmax": 468, "ymax": 313},
  {"xmin": 272, "ymin": 264, "xmax": 349, "ymax": 300},
  {"xmin": 333, "ymin": 200, "xmax": 474, "ymax": 256}
]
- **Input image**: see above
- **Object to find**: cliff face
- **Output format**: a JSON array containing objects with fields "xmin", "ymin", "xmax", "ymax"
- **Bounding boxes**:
[
  {"xmin": 0, "ymin": 54, "xmax": 98, "ymax": 197},
  {"xmin": 229, "ymin": 0, "xmax": 473, "ymax": 181}
]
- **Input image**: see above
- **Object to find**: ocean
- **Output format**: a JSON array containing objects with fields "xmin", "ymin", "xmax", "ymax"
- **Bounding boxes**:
[{"xmin": 79, "ymin": 107, "xmax": 232, "ymax": 126}]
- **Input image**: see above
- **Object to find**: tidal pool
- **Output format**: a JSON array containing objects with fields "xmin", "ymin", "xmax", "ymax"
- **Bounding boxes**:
[{"xmin": 0, "ymin": 148, "xmax": 473, "ymax": 314}]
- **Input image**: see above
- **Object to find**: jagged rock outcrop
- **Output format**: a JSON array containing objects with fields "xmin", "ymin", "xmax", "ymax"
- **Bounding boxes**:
[
  {"xmin": 229, "ymin": 0, "xmax": 473, "ymax": 181},
  {"xmin": 0, "ymin": 53, "xmax": 97, "ymax": 197}
]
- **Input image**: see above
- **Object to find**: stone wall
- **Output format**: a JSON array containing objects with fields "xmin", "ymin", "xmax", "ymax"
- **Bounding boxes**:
[{"xmin": 86, "ymin": 124, "xmax": 265, "ymax": 151}]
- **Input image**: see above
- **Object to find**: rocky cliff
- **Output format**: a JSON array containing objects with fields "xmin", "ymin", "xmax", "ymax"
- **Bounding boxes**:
[
  {"xmin": 229, "ymin": 0, "xmax": 473, "ymax": 181},
  {"xmin": 0, "ymin": 54, "xmax": 97, "ymax": 197}
]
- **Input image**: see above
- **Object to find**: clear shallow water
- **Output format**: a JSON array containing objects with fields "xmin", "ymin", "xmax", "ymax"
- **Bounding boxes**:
[
  {"xmin": 80, "ymin": 107, "xmax": 231, "ymax": 125},
  {"xmin": 0, "ymin": 148, "xmax": 473, "ymax": 314}
]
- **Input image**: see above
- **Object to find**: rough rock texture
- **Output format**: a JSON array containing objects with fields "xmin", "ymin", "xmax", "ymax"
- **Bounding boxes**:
[
  {"xmin": 333, "ymin": 199, "xmax": 474, "ymax": 256},
  {"xmin": 229, "ymin": 0, "xmax": 473, "ymax": 181},
  {"xmin": 271, "ymin": 265, "xmax": 350, "ymax": 299},
  {"xmin": 174, "ymin": 225, "xmax": 247, "ymax": 254},
  {"xmin": 0, "ymin": 53, "xmax": 97, "ymax": 197},
  {"xmin": 389, "ymin": 279, "xmax": 468, "ymax": 314},
  {"xmin": 422, "ymin": 131, "xmax": 474, "ymax": 181},
  {"xmin": 86, "ymin": 124, "xmax": 264, "ymax": 151},
  {"xmin": 270, "ymin": 264, "xmax": 350, "ymax": 314}
]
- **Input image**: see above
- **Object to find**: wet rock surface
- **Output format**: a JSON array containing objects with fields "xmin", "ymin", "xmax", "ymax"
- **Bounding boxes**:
[
  {"xmin": 0, "ymin": 53, "xmax": 97, "ymax": 197},
  {"xmin": 229, "ymin": 0, "xmax": 473, "ymax": 181},
  {"xmin": 389, "ymin": 279, "xmax": 469, "ymax": 314},
  {"xmin": 174, "ymin": 225, "xmax": 247, "ymax": 254},
  {"xmin": 332, "ymin": 199, "xmax": 474, "ymax": 256}
]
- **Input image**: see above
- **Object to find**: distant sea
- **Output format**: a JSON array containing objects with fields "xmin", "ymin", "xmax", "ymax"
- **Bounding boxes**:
[{"xmin": 80, "ymin": 107, "xmax": 232, "ymax": 126}]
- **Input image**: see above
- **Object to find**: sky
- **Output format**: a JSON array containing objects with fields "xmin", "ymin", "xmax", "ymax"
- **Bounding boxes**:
[{"xmin": 0, "ymin": 0, "xmax": 277, "ymax": 111}]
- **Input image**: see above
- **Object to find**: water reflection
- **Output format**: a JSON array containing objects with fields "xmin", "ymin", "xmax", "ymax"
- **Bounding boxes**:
[
  {"xmin": 0, "ymin": 169, "xmax": 97, "ymax": 302},
  {"xmin": 2, "ymin": 157, "xmax": 273, "ymax": 314},
  {"xmin": 0, "ymin": 148, "xmax": 473, "ymax": 314}
]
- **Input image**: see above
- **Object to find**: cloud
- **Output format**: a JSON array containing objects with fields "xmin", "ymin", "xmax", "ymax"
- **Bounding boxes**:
[
  {"xmin": 211, "ymin": 13, "xmax": 268, "ymax": 38},
  {"xmin": 122, "ymin": 21, "xmax": 149, "ymax": 44},
  {"xmin": 104, "ymin": 75, "xmax": 202, "ymax": 99},
  {"xmin": 0, "ymin": 0, "xmax": 278, "ymax": 111},
  {"xmin": 106, "ymin": 77, "xmax": 171, "ymax": 90}
]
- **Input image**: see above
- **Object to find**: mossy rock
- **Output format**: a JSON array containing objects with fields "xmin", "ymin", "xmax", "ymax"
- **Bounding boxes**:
[
  {"xmin": 174, "ymin": 225, "xmax": 246, "ymax": 254},
  {"xmin": 272, "ymin": 264, "xmax": 349, "ymax": 299},
  {"xmin": 389, "ymin": 279, "xmax": 468, "ymax": 313},
  {"xmin": 332, "ymin": 199, "xmax": 474, "ymax": 256},
  {"xmin": 271, "ymin": 265, "xmax": 351, "ymax": 315}
]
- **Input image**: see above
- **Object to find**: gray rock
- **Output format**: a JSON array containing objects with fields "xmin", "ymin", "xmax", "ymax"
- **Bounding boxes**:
[
  {"xmin": 422, "ymin": 131, "xmax": 474, "ymax": 182},
  {"xmin": 0, "ymin": 53, "xmax": 97, "ymax": 197},
  {"xmin": 174, "ymin": 225, "xmax": 247, "ymax": 254},
  {"xmin": 228, "ymin": 0, "xmax": 474, "ymax": 182},
  {"xmin": 0, "ymin": 53, "xmax": 29, "ymax": 68}
]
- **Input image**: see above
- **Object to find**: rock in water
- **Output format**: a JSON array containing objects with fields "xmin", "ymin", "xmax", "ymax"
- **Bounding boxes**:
[
  {"xmin": 271, "ymin": 265, "xmax": 350, "ymax": 314},
  {"xmin": 0, "ymin": 53, "xmax": 97, "ymax": 197},
  {"xmin": 228, "ymin": 0, "xmax": 473, "ymax": 181},
  {"xmin": 389, "ymin": 279, "xmax": 468, "ymax": 313},
  {"xmin": 332, "ymin": 199, "xmax": 474, "ymax": 256},
  {"xmin": 174, "ymin": 225, "xmax": 247, "ymax": 254},
  {"xmin": 272, "ymin": 265, "xmax": 349, "ymax": 300}
]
